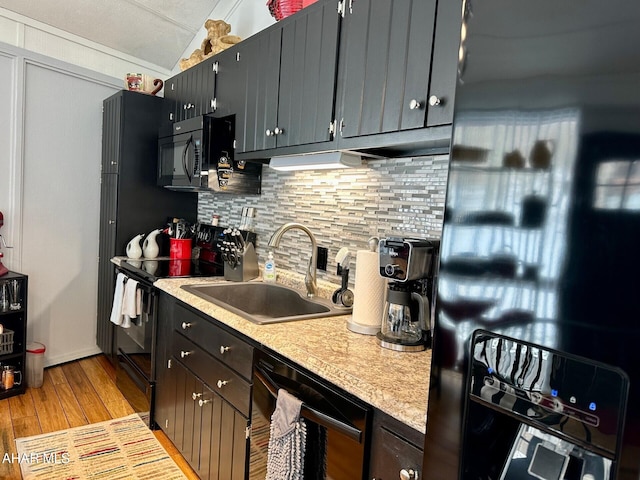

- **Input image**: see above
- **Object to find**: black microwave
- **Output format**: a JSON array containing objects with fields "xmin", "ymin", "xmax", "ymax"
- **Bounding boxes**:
[{"xmin": 158, "ymin": 115, "xmax": 261, "ymax": 194}]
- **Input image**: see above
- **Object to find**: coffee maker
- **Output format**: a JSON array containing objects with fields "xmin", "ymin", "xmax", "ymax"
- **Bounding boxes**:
[{"xmin": 377, "ymin": 237, "xmax": 439, "ymax": 352}]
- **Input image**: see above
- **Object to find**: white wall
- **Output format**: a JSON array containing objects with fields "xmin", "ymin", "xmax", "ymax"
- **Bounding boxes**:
[
  {"xmin": 0, "ymin": 42, "xmax": 123, "ymax": 366},
  {"xmin": 173, "ymin": 0, "xmax": 275, "ymax": 73},
  {"xmin": 0, "ymin": 6, "xmax": 177, "ymax": 366}
]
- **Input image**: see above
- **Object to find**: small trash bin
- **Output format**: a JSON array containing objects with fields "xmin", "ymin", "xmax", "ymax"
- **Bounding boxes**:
[{"xmin": 26, "ymin": 342, "xmax": 46, "ymax": 388}]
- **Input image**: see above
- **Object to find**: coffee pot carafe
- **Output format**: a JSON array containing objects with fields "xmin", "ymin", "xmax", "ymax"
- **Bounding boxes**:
[{"xmin": 381, "ymin": 286, "xmax": 428, "ymax": 348}]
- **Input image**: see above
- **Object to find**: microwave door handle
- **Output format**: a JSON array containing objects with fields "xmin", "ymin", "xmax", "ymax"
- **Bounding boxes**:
[
  {"xmin": 182, "ymin": 136, "xmax": 193, "ymax": 183},
  {"xmin": 253, "ymin": 366, "xmax": 363, "ymax": 443}
]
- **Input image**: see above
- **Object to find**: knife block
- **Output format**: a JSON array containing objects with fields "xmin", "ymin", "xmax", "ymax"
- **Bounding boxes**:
[{"xmin": 224, "ymin": 243, "xmax": 259, "ymax": 282}]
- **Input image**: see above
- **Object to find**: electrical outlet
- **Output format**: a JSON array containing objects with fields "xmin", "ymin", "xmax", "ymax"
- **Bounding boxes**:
[{"xmin": 317, "ymin": 246, "xmax": 328, "ymax": 271}]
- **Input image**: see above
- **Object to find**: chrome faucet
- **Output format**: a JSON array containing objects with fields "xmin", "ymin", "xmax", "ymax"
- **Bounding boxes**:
[{"xmin": 268, "ymin": 222, "xmax": 318, "ymax": 297}]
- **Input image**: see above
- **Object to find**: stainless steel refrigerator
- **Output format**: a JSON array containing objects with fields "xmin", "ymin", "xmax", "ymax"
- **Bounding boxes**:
[{"xmin": 424, "ymin": 2, "xmax": 640, "ymax": 479}]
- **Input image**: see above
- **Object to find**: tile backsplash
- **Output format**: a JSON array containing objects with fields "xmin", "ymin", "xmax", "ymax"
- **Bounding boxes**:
[{"xmin": 198, "ymin": 155, "xmax": 449, "ymax": 286}]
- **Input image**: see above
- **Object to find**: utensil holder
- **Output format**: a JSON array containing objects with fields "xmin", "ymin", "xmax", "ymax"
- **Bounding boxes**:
[{"xmin": 224, "ymin": 243, "xmax": 259, "ymax": 282}]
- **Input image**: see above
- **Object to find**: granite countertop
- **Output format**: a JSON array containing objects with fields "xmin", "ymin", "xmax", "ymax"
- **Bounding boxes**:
[{"xmin": 153, "ymin": 273, "xmax": 431, "ymax": 434}]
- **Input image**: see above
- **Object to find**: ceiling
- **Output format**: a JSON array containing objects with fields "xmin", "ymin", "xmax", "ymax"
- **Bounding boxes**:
[{"xmin": 0, "ymin": 0, "xmax": 224, "ymax": 70}]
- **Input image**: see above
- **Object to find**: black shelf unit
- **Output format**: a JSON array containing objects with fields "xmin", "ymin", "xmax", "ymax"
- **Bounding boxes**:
[{"xmin": 0, "ymin": 271, "xmax": 28, "ymax": 400}]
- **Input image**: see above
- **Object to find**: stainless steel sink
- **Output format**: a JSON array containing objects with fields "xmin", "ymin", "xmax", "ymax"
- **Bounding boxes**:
[{"xmin": 181, "ymin": 282, "xmax": 351, "ymax": 324}]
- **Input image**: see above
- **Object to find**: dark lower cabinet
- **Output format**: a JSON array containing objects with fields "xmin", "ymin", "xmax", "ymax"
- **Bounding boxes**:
[
  {"xmin": 169, "ymin": 359, "xmax": 248, "ymax": 480},
  {"xmin": 369, "ymin": 409, "xmax": 425, "ymax": 480},
  {"xmin": 155, "ymin": 294, "xmax": 251, "ymax": 480}
]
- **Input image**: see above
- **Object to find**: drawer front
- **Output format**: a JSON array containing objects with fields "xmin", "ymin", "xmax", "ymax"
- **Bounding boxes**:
[
  {"xmin": 370, "ymin": 426, "xmax": 423, "ymax": 479},
  {"xmin": 173, "ymin": 333, "xmax": 251, "ymax": 417},
  {"xmin": 175, "ymin": 302, "xmax": 254, "ymax": 379}
]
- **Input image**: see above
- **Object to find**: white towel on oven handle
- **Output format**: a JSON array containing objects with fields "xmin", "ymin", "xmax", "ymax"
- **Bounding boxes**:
[
  {"xmin": 121, "ymin": 277, "xmax": 141, "ymax": 328},
  {"xmin": 110, "ymin": 273, "xmax": 126, "ymax": 326}
]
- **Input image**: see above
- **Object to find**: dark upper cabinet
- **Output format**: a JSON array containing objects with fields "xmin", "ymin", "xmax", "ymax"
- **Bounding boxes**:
[
  {"xmin": 159, "ymin": 59, "xmax": 217, "ymax": 137},
  {"xmin": 336, "ymin": 0, "xmax": 437, "ymax": 138},
  {"xmin": 237, "ymin": 0, "xmax": 341, "ymax": 155},
  {"xmin": 160, "ymin": 0, "xmax": 460, "ymax": 158},
  {"xmin": 213, "ymin": 45, "xmax": 246, "ymax": 120}
]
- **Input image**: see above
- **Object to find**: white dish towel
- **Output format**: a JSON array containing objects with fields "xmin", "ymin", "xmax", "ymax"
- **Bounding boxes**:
[
  {"xmin": 121, "ymin": 277, "xmax": 141, "ymax": 328},
  {"xmin": 266, "ymin": 389, "xmax": 307, "ymax": 480},
  {"xmin": 109, "ymin": 273, "xmax": 127, "ymax": 326}
]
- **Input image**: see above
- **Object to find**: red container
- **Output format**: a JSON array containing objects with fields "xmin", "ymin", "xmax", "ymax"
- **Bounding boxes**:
[
  {"xmin": 169, "ymin": 259, "xmax": 192, "ymax": 277},
  {"xmin": 170, "ymin": 238, "xmax": 192, "ymax": 259}
]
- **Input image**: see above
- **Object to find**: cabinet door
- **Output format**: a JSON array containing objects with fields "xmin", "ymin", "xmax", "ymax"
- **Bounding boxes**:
[
  {"xmin": 163, "ymin": 74, "xmax": 180, "ymax": 128},
  {"xmin": 214, "ymin": 46, "xmax": 245, "ymax": 119},
  {"xmin": 276, "ymin": 0, "xmax": 341, "ymax": 148},
  {"xmin": 338, "ymin": 0, "xmax": 437, "ymax": 138},
  {"xmin": 198, "ymin": 59, "xmax": 218, "ymax": 115},
  {"xmin": 96, "ymin": 174, "xmax": 117, "ymax": 357},
  {"xmin": 101, "ymin": 94, "xmax": 122, "ymax": 174},
  {"xmin": 426, "ymin": 0, "xmax": 463, "ymax": 127},
  {"xmin": 171, "ymin": 358, "xmax": 189, "ymax": 452},
  {"xmin": 239, "ymin": 28, "xmax": 281, "ymax": 153},
  {"xmin": 155, "ymin": 293, "xmax": 176, "ymax": 435}
]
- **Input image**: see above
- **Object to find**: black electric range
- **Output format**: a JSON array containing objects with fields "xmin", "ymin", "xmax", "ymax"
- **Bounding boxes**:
[{"xmin": 118, "ymin": 257, "xmax": 224, "ymax": 283}]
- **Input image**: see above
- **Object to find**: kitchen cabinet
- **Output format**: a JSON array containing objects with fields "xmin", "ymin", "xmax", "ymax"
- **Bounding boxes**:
[
  {"xmin": 334, "ymin": 0, "xmax": 461, "ymax": 155},
  {"xmin": 236, "ymin": 0, "xmax": 341, "ymax": 156},
  {"xmin": 0, "ymin": 272, "xmax": 27, "ymax": 400},
  {"xmin": 159, "ymin": 0, "xmax": 461, "ymax": 159},
  {"xmin": 369, "ymin": 409, "xmax": 424, "ymax": 480},
  {"xmin": 159, "ymin": 58, "xmax": 218, "ymax": 137},
  {"xmin": 154, "ymin": 297, "xmax": 252, "ymax": 480},
  {"xmin": 97, "ymin": 91, "xmax": 197, "ymax": 360}
]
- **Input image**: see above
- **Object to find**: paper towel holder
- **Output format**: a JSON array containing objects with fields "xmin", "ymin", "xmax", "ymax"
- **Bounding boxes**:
[{"xmin": 347, "ymin": 237, "xmax": 384, "ymax": 335}]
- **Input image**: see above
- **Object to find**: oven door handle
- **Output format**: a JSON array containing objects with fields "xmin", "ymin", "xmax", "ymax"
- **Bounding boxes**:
[{"xmin": 254, "ymin": 366, "xmax": 363, "ymax": 443}]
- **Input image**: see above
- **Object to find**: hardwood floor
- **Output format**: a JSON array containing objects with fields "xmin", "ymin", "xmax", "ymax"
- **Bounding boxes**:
[{"xmin": 0, "ymin": 355, "xmax": 199, "ymax": 480}]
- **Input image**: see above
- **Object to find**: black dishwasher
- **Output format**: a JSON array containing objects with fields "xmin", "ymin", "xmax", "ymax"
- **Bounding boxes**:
[{"xmin": 250, "ymin": 348, "xmax": 371, "ymax": 480}]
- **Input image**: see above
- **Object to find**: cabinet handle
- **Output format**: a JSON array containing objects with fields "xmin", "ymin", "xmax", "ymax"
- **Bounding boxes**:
[
  {"xmin": 199, "ymin": 398, "xmax": 211, "ymax": 407},
  {"xmin": 274, "ymin": 127, "xmax": 284, "ymax": 135},
  {"xmin": 400, "ymin": 468, "xmax": 419, "ymax": 480},
  {"xmin": 191, "ymin": 392, "xmax": 202, "ymax": 400},
  {"xmin": 265, "ymin": 129, "xmax": 273, "ymax": 137},
  {"xmin": 220, "ymin": 345, "xmax": 230, "ymax": 354},
  {"xmin": 216, "ymin": 380, "xmax": 229, "ymax": 389},
  {"xmin": 180, "ymin": 350, "xmax": 192, "ymax": 358},
  {"xmin": 108, "ymin": 220, "xmax": 116, "ymax": 225},
  {"xmin": 110, "ymin": 160, "xmax": 118, "ymax": 166},
  {"xmin": 409, "ymin": 99, "xmax": 422, "ymax": 110},
  {"xmin": 181, "ymin": 322, "xmax": 192, "ymax": 330},
  {"xmin": 428, "ymin": 95, "xmax": 443, "ymax": 107}
]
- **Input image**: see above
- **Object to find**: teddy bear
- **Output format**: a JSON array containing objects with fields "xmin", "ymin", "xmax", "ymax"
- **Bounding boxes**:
[{"xmin": 179, "ymin": 19, "xmax": 242, "ymax": 71}]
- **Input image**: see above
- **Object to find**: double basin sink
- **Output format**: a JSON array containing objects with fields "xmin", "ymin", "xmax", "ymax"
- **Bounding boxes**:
[{"xmin": 181, "ymin": 282, "xmax": 350, "ymax": 324}]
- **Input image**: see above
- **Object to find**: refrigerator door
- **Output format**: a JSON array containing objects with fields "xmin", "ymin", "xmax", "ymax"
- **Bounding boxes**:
[{"xmin": 424, "ymin": 1, "xmax": 640, "ymax": 479}]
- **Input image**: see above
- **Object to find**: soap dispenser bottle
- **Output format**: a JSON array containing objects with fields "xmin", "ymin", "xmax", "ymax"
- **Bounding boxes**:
[{"xmin": 264, "ymin": 252, "xmax": 277, "ymax": 283}]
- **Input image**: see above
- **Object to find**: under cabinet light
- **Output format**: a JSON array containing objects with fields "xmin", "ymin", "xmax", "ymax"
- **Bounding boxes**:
[{"xmin": 269, "ymin": 152, "xmax": 362, "ymax": 171}]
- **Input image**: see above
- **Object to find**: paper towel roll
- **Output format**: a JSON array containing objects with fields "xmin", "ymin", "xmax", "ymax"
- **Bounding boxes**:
[{"xmin": 348, "ymin": 250, "xmax": 387, "ymax": 335}]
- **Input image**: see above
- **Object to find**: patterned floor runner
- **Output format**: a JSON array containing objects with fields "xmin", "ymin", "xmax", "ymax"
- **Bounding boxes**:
[{"xmin": 14, "ymin": 413, "xmax": 187, "ymax": 480}]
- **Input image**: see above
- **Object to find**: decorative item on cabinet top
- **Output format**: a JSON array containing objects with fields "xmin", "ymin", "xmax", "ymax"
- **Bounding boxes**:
[
  {"xmin": 180, "ymin": 19, "xmax": 242, "ymax": 71},
  {"xmin": 267, "ymin": 0, "xmax": 318, "ymax": 20},
  {"xmin": 124, "ymin": 73, "xmax": 163, "ymax": 96}
]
